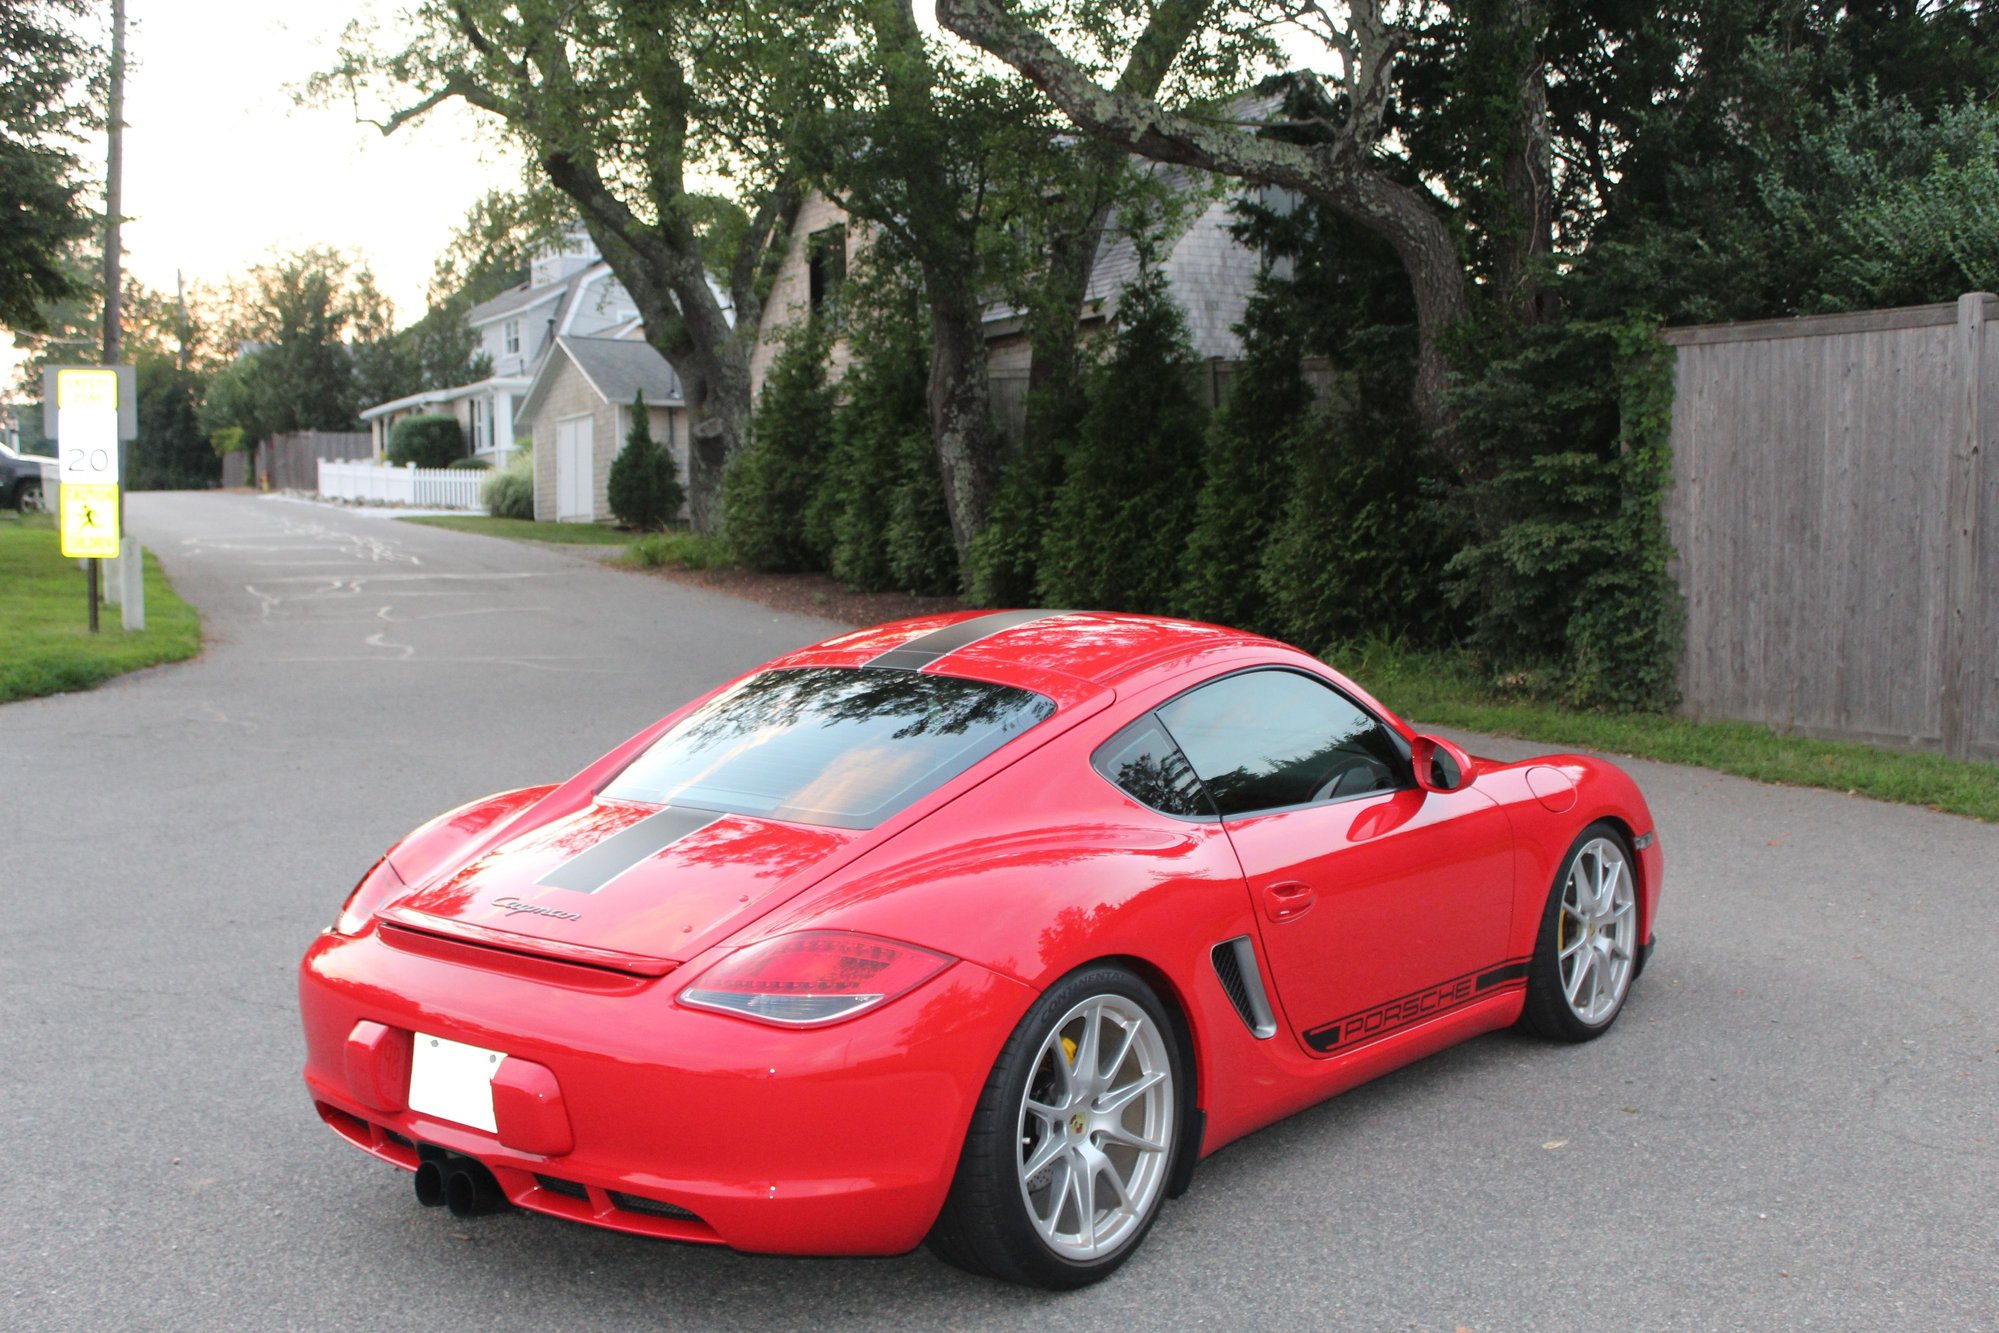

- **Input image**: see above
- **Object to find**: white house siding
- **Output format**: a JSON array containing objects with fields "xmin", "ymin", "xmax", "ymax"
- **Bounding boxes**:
[
  {"xmin": 526, "ymin": 354, "xmax": 686, "ymax": 523},
  {"xmin": 529, "ymin": 357, "xmax": 602, "ymax": 521},
  {"xmin": 750, "ymin": 193, "xmax": 865, "ymax": 401}
]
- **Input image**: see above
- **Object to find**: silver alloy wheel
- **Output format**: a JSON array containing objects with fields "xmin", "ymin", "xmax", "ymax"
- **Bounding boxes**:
[
  {"xmin": 1015, "ymin": 994, "xmax": 1174, "ymax": 1261},
  {"xmin": 17, "ymin": 481, "xmax": 44, "ymax": 514},
  {"xmin": 1558, "ymin": 836, "xmax": 1638, "ymax": 1025}
]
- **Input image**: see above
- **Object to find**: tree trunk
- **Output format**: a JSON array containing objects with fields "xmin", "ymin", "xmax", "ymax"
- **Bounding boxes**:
[
  {"xmin": 1342, "ymin": 169, "xmax": 1470, "ymax": 442},
  {"xmin": 677, "ymin": 359, "xmax": 750, "ymax": 536},
  {"xmin": 929, "ymin": 292, "xmax": 1004, "ymax": 572}
]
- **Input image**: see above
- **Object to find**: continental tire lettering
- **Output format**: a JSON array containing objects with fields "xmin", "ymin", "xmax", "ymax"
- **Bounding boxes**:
[{"xmin": 1303, "ymin": 956, "xmax": 1533, "ymax": 1054}]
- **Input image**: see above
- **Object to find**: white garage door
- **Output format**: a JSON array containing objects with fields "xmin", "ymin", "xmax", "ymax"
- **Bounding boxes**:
[{"xmin": 555, "ymin": 416, "xmax": 593, "ymax": 521}]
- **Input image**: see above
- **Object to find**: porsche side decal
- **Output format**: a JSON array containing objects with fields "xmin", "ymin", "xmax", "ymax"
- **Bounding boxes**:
[
  {"xmin": 536, "ymin": 805, "xmax": 723, "ymax": 893},
  {"xmin": 1303, "ymin": 956, "xmax": 1534, "ymax": 1053},
  {"xmin": 865, "ymin": 609, "xmax": 1065, "ymax": 672}
]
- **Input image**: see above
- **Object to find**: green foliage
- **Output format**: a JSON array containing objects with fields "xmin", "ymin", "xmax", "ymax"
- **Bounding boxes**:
[
  {"xmin": 1259, "ymin": 392, "xmax": 1440, "ymax": 653},
  {"xmin": 623, "ymin": 531, "xmax": 731, "ymax": 570},
  {"xmin": 608, "ymin": 393, "xmax": 685, "ymax": 531},
  {"xmin": 128, "ymin": 356, "xmax": 220, "ymax": 491},
  {"xmin": 447, "ymin": 457, "xmax": 491, "ymax": 470},
  {"xmin": 1175, "ymin": 286, "xmax": 1314, "ymax": 628},
  {"xmin": 1443, "ymin": 318, "xmax": 1680, "ymax": 710},
  {"xmin": 0, "ymin": 0, "xmax": 96, "ymax": 330},
  {"xmin": 386, "ymin": 414, "xmax": 465, "ymax": 468},
  {"xmin": 1038, "ymin": 236, "xmax": 1206, "ymax": 610},
  {"xmin": 967, "ymin": 421, "xmax": 1067, "ymax": 606},
  {"xmin": 482, "ymin": 450, "xmax": 534, "ymax": 519},
  {"xmin": 725, "ymin": 320, "xmax": 836, "ymax": 571},
  {"xmin": 200, "ymin": 248, "xmax": 391, "ymax": 444},
  {"xmin": 809, "ymin": 255, "xmax": 958, "ymax": 595}
]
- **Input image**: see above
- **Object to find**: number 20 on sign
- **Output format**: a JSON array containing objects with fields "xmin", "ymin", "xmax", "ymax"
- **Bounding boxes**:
[{"xmin": 57, "ymin": 368, "xmax": 121, "ymax": 559}]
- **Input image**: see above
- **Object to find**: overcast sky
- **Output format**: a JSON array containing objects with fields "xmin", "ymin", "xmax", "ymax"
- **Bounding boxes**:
[{"xmin": 2, "ymin": 0, "xmax": 524, "ymax": 390}]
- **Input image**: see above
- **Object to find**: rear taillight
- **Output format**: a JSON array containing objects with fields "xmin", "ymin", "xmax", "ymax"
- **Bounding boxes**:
[
  {"xmin": 333, "ymin": 857, "xmax": 405, "ymax": 936},
  {"xmin": 679, "ymin": 931, "xmax": 954, "ymax": 1028}
]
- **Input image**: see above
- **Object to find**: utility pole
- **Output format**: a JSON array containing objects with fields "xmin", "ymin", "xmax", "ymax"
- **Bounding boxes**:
[
  {"xmin": 89, "ymin": 0, "xmax": 127, "ymax": 634},
  {"xmin": 176, "ymin": 269, "xmax": 188, "ymax": 371},
  {"xmin": 103, "ymin": 0, "xmax": 125, "ymax": 368}
]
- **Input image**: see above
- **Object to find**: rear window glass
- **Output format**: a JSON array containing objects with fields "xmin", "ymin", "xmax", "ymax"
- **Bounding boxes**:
[
  {"xmin": 1092, "ymin": 716, "xmax": 1217, "ymax": 819},
  {"xmin": 602, "ymin": 667, "xmax": 1057, "ymax": 829}
]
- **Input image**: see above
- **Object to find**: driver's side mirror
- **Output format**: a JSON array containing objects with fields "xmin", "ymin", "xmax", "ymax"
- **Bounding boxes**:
[{"xmin": 1410, "ymin": 734, "xmax": 1477, "ymax": 793}]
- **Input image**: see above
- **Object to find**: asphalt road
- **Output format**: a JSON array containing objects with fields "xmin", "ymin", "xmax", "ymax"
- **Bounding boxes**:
[{"xmin": 3, "ymin": 492, "xmax": 1993, "ymax": 1331}]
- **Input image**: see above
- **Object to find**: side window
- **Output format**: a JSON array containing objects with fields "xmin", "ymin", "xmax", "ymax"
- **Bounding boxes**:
[
  {"xmin": 1092, "ymin": 716, "xmax": 1217, "ymax": 820},
  {"xmin": 1156, "ymin": 670, "xmax": 1407, "ymax": 817}
]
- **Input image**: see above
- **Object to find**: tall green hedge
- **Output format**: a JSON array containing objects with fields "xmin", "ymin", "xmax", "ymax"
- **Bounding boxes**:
[
  {"xmin": 724, "ymin": 320, "xmax": 835, "ymax": 570},
  {"xmin": 1037, "ymin": 243, "xmax": 1206, "ymax": 610}
]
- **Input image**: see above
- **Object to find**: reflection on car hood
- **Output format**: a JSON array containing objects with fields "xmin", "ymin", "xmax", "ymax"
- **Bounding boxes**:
[{"xmin": 380, "ymin": 799, "xmax": 859, "ymax": 972}]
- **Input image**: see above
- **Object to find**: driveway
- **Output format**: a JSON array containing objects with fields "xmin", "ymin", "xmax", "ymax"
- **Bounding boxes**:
[{"xmin": 2, "ymin": 492, "xmax": 1992, "ymax": 1330}]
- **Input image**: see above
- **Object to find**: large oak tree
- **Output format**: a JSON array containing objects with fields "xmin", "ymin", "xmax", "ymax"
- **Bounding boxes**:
[{"xmin": 322, "ymin": 1, "xmax": 801, "ymax": 533}]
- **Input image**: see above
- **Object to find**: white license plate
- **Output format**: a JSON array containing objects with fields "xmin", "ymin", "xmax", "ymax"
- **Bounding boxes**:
[{"xmin": 408, "ymin": 1032, "xmax": 504, "ymax": 1132}]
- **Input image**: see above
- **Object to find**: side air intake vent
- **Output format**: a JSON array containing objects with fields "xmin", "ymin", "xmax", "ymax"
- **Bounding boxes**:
[{"xmin": 1211, "ymin": 936, "xmax": 1278, "ymax": 1039}]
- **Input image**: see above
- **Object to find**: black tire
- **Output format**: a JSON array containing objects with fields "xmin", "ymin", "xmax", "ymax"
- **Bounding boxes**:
[
  {"xmin": 928, "ymin": 964, "xmax": 1184, "ymax": 1289},
  {"xmin": 1519, "ymin": 821, "xmax": 1641, "ymax": 1043},
  {"xmin": 12, "ymin": 479, "xmax": 43, "ymax": 514}
]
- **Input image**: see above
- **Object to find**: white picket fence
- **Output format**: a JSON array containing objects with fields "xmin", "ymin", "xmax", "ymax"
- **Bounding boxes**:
[{"xmin": 317, "ymin": 459, "xmax": 485, "ymax": 510}]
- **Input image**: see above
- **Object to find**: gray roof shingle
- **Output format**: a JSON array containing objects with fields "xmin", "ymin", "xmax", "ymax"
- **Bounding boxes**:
[{"xmin": 559, "ymin": 336, "xmax": 683, "ymax": 404}]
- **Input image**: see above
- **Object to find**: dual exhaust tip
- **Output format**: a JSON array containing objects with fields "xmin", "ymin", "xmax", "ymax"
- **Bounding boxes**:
[{"xmin": 413, "ymin": 1151, "xmax": 508, "ymax": 1218}]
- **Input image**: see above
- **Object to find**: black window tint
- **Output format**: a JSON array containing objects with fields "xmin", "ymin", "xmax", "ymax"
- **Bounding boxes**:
[
  {"xmin": 602, "ymin": 668, "xmax": 1056, "ymax": 829},
  {"xmin": 1156, "ymin": 670, "xmax": 1406, "ymax": 816},
  {"xmin": 1092, "ymin": 716, "xmax": 1217, "ymax": 819}
]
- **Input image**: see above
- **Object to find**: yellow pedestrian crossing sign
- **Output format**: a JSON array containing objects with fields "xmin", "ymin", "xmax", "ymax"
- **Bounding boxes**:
[{"xmin": 62, "ymin": 482, "xmax": 121, "ymax": 559}]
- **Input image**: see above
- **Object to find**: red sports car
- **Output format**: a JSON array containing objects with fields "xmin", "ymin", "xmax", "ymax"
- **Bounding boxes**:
[{"xmin": 299, "ymin": 611, "xmax": 1662, "ymax": 1288}]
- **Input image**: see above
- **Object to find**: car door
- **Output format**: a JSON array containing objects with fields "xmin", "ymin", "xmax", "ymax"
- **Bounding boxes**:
[{"xmin": 1154, "ymin": 668, "xmax": 1515, "ymax": 1055}]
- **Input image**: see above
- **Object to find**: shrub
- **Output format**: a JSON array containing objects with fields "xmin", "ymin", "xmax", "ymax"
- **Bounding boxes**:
[
  {"xmin": 447, "ymin": 457, "xmax": 491, "ymax": 470},
  {"xmin": 607, "ymin": 393, "xmax": 685, "ymax": 531},
  {"xmin": 1037, "ymin": 238, "xmax": 1205, "ymax": 610},
  {"xmin": 625, "ymin": 531, "xmax": 730, "ymax": 569},
  {"xmin": 386, "ymin": 414, "xmax": 465, "ymax": 468},
  {"xmin": 482, "ymin": 453, "xmax": 534, "ymax": 519},
  {"xmin": 1259, "ymin": 392, "xmax": 1439, "ymax": 651},
  {"xmin": 724, "ymin": 320, "xmax": 835, "ymax": 570},
  {"xmin": 814, "ymin": 256, "xmax": 957, "ymax": 594},
  {"xmin": 1175, "ymin": 286, "xmax": 1314, "ymax": 628}
]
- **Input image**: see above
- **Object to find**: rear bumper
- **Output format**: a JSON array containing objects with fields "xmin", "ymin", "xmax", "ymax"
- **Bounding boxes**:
[{"xmin": 298, "ymin": 928, "xmax": 1032, "ymax": 1255}]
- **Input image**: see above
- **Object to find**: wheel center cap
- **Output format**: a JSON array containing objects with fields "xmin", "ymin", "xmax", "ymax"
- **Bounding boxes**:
[{"xmin": 1069, "ymin": 1113, "xmax": 1086, "ymax": 1135}]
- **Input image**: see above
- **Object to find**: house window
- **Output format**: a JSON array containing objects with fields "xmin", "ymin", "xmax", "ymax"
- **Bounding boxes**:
[
  {"xmin": 503, "ymin": 319, "xmax": 521, "ymax": 356},
  {"xmin": 808, "ymin": 225, "xmax": 847, "ymax": 315},
  {"xmin": 470, "ymin": 398, "xmax": 490, "ymax": 454}
]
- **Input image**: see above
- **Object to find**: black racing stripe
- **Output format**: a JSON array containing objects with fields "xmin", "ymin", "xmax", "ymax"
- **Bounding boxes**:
[
  {"xmin": 1475, "ymin": 960, "xmax": 1532, "ymax": 991},
  {"xmin": 536, "ymin": 806, "xmax": 722, "ymax": 893},
  {"xmin": 865, "ymin": 609, "xmax": 1065, "ymax": 672}
]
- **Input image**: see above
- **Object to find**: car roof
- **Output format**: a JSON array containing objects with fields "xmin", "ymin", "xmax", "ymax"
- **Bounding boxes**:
[{"xmin": 769, "ymin": 610, "xmax": 1289, "ymax": 705}]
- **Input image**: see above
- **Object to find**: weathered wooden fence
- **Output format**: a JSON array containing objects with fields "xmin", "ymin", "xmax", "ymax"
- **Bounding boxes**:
[
  {"xmin": 318, "ymin": 458, "xmax": 484, "ymax": 509},
  {"xmin": 1664, "ymin": 292, "xmax": 1996, "ymax": 761},
  {"xmin": 222, "ymin": 431, "xmax": 372, "ymax": 489}
]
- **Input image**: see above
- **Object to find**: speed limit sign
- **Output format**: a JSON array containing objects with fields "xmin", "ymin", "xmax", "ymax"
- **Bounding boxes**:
[{"xmin": 57, "ymin": 368, "xmax": 122, "ymax": 485}]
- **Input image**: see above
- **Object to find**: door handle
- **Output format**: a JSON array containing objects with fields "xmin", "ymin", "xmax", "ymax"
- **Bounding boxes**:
[{"xmin": 1262, "ymin": 881, "xmax": 1316, "ymax": 923}]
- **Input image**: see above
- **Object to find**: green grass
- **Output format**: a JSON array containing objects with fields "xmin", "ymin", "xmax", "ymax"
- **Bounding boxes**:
[
  {"xmin": 399, "ymin": 515, "xmax": 638, "ymax": 545},
  {"xmin": 0, "ymin": 511, "xmax": 203, "ymax": 703},
  {"xmin": 1340, "ymin": 640, "xmax": 1999, "ymax": 822},
  {"xmin": 619, "ymin": 531, "xmax": 732, "ymax": 570}
]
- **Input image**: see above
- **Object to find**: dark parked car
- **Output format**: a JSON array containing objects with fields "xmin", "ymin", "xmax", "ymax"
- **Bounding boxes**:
[{"xmin": 2, "ymin": 442, "xmax": 51, "ymax": 511}]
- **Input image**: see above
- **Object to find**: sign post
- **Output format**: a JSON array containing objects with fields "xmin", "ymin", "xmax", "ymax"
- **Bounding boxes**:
[{"xmin": 49, "ymin": 367, "xmax": 131, "ymax": 631}]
